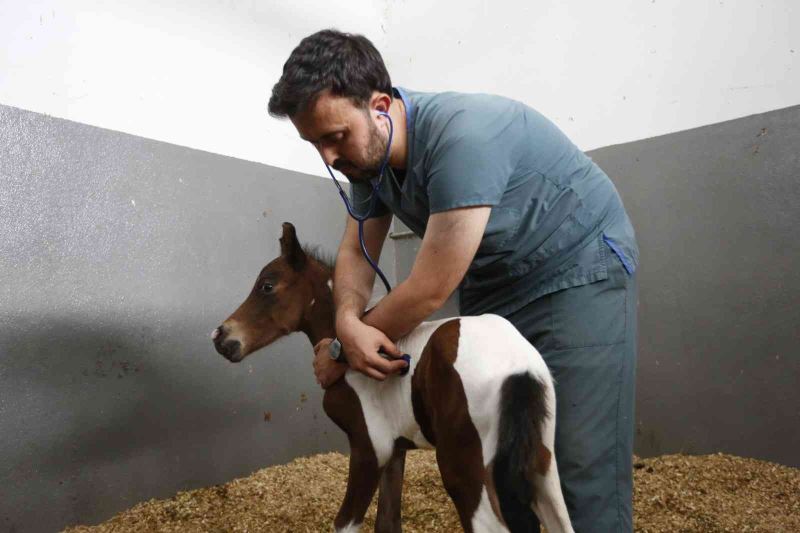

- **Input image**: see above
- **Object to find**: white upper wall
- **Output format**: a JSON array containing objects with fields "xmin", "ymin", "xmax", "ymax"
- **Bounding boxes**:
[
  {"xmin": 0, "ymin": 0, "xmax": 384, "ymax": 177},
  {"xmin": 382, "ymin": 0, "xmax": 799, "ymax": 152},
  {"xmin": 1, "ymin": 0, "xmax": 797, "ymax": 177}
]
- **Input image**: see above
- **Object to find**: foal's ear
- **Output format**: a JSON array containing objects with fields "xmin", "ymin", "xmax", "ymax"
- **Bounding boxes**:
[{"xmin": 279, "ymin": 222, "xmax": 307, "ymax": 271}]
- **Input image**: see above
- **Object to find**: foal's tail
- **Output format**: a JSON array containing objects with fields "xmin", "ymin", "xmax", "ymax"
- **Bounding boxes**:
[{"xmin": 493, "ymin": 372, "xmax": 550, "ymax": 532}]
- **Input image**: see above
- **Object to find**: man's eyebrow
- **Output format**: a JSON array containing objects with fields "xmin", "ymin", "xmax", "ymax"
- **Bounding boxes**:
[{"xmin": 300, "ymin": 130, "xmax": 344, "ymax": 143}]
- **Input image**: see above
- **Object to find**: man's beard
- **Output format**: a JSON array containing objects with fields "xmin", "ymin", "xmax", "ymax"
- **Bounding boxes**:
[{"xmin": 334, "ymin": 119, "xmax": 388, "ymax": 182}]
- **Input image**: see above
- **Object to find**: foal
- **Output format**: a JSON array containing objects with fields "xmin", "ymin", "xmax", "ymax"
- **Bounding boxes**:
[{"xmin": 212, "ymin": 223, "xmax": 574, "ymax": 533}]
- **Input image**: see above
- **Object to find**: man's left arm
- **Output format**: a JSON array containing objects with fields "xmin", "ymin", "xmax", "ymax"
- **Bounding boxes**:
[{"xmin": 361, "ymin": 205, "xmax": 491, "ymax": 341}]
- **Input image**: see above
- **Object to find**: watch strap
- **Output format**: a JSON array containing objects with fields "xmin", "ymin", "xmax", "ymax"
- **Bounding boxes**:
[{"xmin": 328, "ymin": 338, "xmax": 346, "ymax": 363}]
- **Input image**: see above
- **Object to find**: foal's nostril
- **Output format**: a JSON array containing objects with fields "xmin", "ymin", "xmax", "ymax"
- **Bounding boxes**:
[
  {"xmin": 217, "ymin": 340, "xmax": 242, "ymax": 362},
  {"xmin": 212, "ymin": 326, "xmax": 230, "ymax": 353},
  {"xmin": 211, "ymin": 326, "xmax": 242, "ymax": 362}
]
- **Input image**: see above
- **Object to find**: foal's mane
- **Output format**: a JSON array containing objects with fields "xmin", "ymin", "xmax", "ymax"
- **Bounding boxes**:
[{"xmin": 302, "ymin": 245, "xmax": 335, "ymax": 273}]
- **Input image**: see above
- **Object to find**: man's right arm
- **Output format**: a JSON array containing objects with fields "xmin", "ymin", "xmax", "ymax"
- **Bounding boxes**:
[
  {"xmin": 313, "ymin": 213, "xmax": 394, "ymax": 388},
  {"xmin": 333, "ymin": 214, "xmax": 393, "ymax": 326},
  {"xmin": 331, "ymin": 213, "xmax": 407, "ymax": 380}
]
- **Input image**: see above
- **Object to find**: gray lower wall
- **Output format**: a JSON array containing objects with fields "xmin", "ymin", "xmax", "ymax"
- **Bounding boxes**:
[
  {"xmin": 395, "ymin": 104, "xmax": 800, "ymax": 468},
  {"xmin": 588, "ymin": 105, "xmax": 800, "ymax": 466},
  {"xmin": 2, "ymin": 101, "xmax": 799, "ymax": 532},
  {"xmin": 0, "ymin": 104, "xmax": 394, "ymax": 533}
]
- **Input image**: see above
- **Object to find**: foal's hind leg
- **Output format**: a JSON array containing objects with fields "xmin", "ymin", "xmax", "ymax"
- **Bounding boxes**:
[
  {"xmin": 436, "ymin": 445, "xmax": 506, "ymax": 533},
  {"xmin": 530, "ymin": 384, "xmax": 573, "ymax": 533},
  {"xmin": 375, "ymin": 447, "xmax": 406, "ymax": 533},
  {"xmin": 532, "ymin": 454, "xmax": 573, "ymax": 533}
]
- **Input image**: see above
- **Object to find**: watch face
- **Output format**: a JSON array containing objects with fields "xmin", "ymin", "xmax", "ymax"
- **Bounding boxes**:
[{"xmin": 328, "ymin": 339, "xmax": 342, "ymax": 361}]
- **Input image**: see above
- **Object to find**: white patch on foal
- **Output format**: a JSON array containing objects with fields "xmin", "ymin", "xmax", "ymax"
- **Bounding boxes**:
[
  {"xmin": 343, "ymin": 319, "xmax": 449, "ymax": 465},
  {"xmin": 454, "ymin": 314, "xmax": 553, "ymax": 466},
  {"xmin": 472, "ymin": 487, "xmax": 509, "ymax": 532},
  {"xmin": 335, "ymin": 520, "xmax": 361, "ymax": 532}
]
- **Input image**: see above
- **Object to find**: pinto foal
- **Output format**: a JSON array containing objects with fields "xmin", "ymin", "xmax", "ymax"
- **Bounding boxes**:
[{"xmin": 212, "ymin": 223, "xmax": 574, "ymax": 533}]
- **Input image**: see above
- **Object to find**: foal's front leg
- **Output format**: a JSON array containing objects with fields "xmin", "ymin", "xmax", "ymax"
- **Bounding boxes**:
[
  {"xmin": 334, "ymin": 443, "xmax": 382, "ymax": 532},
  {"xmin": 375, "ymin": 447, "xmax": 406, "ymax": 533}
]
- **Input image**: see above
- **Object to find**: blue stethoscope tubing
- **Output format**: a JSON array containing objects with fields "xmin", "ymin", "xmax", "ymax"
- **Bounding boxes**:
[{"xmin": 324, "ymin": 111, "xmax": 394, "ymax": 294}]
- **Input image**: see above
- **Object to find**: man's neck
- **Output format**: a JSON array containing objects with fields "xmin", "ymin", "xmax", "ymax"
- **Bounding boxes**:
[{"xmin": 387, "ymin": 94, "xmax": 408, "ymax": 170}]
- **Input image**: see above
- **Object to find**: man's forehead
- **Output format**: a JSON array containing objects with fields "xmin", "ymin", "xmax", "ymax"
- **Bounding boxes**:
[{"xmin": 292, "ymin": 92, "xmax": 359, "ymax": 140}]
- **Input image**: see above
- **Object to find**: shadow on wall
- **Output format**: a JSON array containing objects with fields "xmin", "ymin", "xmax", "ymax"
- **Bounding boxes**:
[{"xmin": 0, "ymin": 313, "xmax": 336, "ymax": 531}]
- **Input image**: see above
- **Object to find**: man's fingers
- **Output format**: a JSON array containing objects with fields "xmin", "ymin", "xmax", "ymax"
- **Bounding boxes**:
[
  {"xmin": 378, "ymin": 355, "xmax": 408, "ymax": 372},
  {"xmin": 380, "ymin": 338, "xmax": 402, "ymax": 356},
  {"xmin": 389, "ymin": 358, "xmax": 409, "ymax": 372},
  {"xmin": 313, "ymin": 338, "xmax": 333, "ymax": 352},
  {"xmin": 366, "ymin": 352, "xmax": 398, "ymax": 375},
  {"xmin": 366, "ymin": 352, "xmax": 409, "ymax": 376},
  {"xmin": 364, "ymin": 366, "xmax": 387, "ymax": 381}
]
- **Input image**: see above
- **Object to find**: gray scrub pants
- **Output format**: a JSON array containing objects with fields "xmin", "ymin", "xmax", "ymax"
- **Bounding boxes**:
[{"xmin": 502, "ymin": 254, "xmax": 638, "ymax": 533}]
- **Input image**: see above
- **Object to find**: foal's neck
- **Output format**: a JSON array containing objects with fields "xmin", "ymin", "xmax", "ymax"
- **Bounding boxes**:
[{"xmin": 299, "ymin": 263, "xmax": 336, "ymax": 347}]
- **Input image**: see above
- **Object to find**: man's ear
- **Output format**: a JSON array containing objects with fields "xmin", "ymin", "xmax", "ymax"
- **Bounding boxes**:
[
  {"xmin": 279, "ymin": 222, "xmax": 307, "ymax": 271},
  {"xmin": 370, "ymin": 91, "xmax": 392, "ymax": 115}
]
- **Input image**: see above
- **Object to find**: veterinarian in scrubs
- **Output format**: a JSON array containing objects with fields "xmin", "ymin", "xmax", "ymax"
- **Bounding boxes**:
[{"xmin": 268, "ymin": 30, "xmax": 639, "ymax": 533}]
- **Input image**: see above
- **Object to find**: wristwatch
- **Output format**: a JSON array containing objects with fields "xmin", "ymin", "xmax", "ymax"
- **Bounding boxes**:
[{"xmin": 328, "ymin": 338, "xmax": 346, "ymax": 363}]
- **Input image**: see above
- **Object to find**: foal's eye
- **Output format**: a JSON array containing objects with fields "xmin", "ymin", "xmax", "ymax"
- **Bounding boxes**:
[{"xmin": 261, "ymin": 282, "xmax": 274, "ymax": 293}]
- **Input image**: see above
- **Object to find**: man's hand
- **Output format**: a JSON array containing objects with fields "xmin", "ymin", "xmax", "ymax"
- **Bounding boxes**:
[
  {"xmin": 312, "ymin": 339, "xmax": 348, "ymax": 389},
  {"xmin": 337, "ymin": 315, "xmax": 408, "ymax": 380}
]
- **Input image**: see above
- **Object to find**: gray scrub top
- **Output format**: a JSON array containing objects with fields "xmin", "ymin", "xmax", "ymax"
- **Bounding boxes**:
[{"xmin": 351, "ymin": 87, "xmax": 639, "ymax": 316}]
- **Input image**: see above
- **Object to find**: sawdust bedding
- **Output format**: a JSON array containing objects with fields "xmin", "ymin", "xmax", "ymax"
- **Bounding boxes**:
[{"xmin": 64, "ymin": 450, "xmax": 799, "ymax": 532}]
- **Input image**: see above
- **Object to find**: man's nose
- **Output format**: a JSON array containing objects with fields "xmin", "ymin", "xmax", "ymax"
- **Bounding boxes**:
[{"xmin": 318, "ymin": 145, "xmax": 337, "ymax": 167}]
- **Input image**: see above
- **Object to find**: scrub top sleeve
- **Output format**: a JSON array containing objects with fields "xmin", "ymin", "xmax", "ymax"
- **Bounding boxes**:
[
  {"xmin": 425, "ymin": 113, "xmax": 515, "ymax": 214},
  {"xmin": 349, "ymin": 181, "xmax": 391, "ymax": 219}
]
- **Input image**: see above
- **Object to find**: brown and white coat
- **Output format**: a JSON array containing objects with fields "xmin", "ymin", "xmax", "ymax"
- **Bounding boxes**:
[{"xmin": 213, "ymin": 223, "xmax": 574, "ymax": 533}]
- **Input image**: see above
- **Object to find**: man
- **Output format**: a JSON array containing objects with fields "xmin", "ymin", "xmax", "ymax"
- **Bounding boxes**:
[{"xmin": 268, "ymin": 29, "xmax": 639, "ymax": 532}]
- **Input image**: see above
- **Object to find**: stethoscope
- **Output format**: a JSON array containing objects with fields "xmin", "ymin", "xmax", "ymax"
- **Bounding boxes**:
[
  {"xmin": 323, "ymin": 110, "xmax": 412, "ymax": 374},
  {"xmin": 323, "ymin": 110, "xmax": 395, "ymax": 294}
]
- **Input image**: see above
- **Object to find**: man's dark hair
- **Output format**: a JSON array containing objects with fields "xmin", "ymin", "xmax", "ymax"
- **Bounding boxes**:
[{"xmin": 268, "ymin": 29, "xmax": 392, "ymax": 118}]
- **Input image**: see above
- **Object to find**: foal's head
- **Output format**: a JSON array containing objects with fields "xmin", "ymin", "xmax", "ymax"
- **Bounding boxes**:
[{"xmin": 212, "ymin": 222, "xmax": 334, "ymax": 363}]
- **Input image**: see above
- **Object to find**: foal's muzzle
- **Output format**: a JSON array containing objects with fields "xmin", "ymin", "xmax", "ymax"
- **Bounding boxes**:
[{"xmin": 212, "ymin": 325, "xmax": 243, "ymax": 363}]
